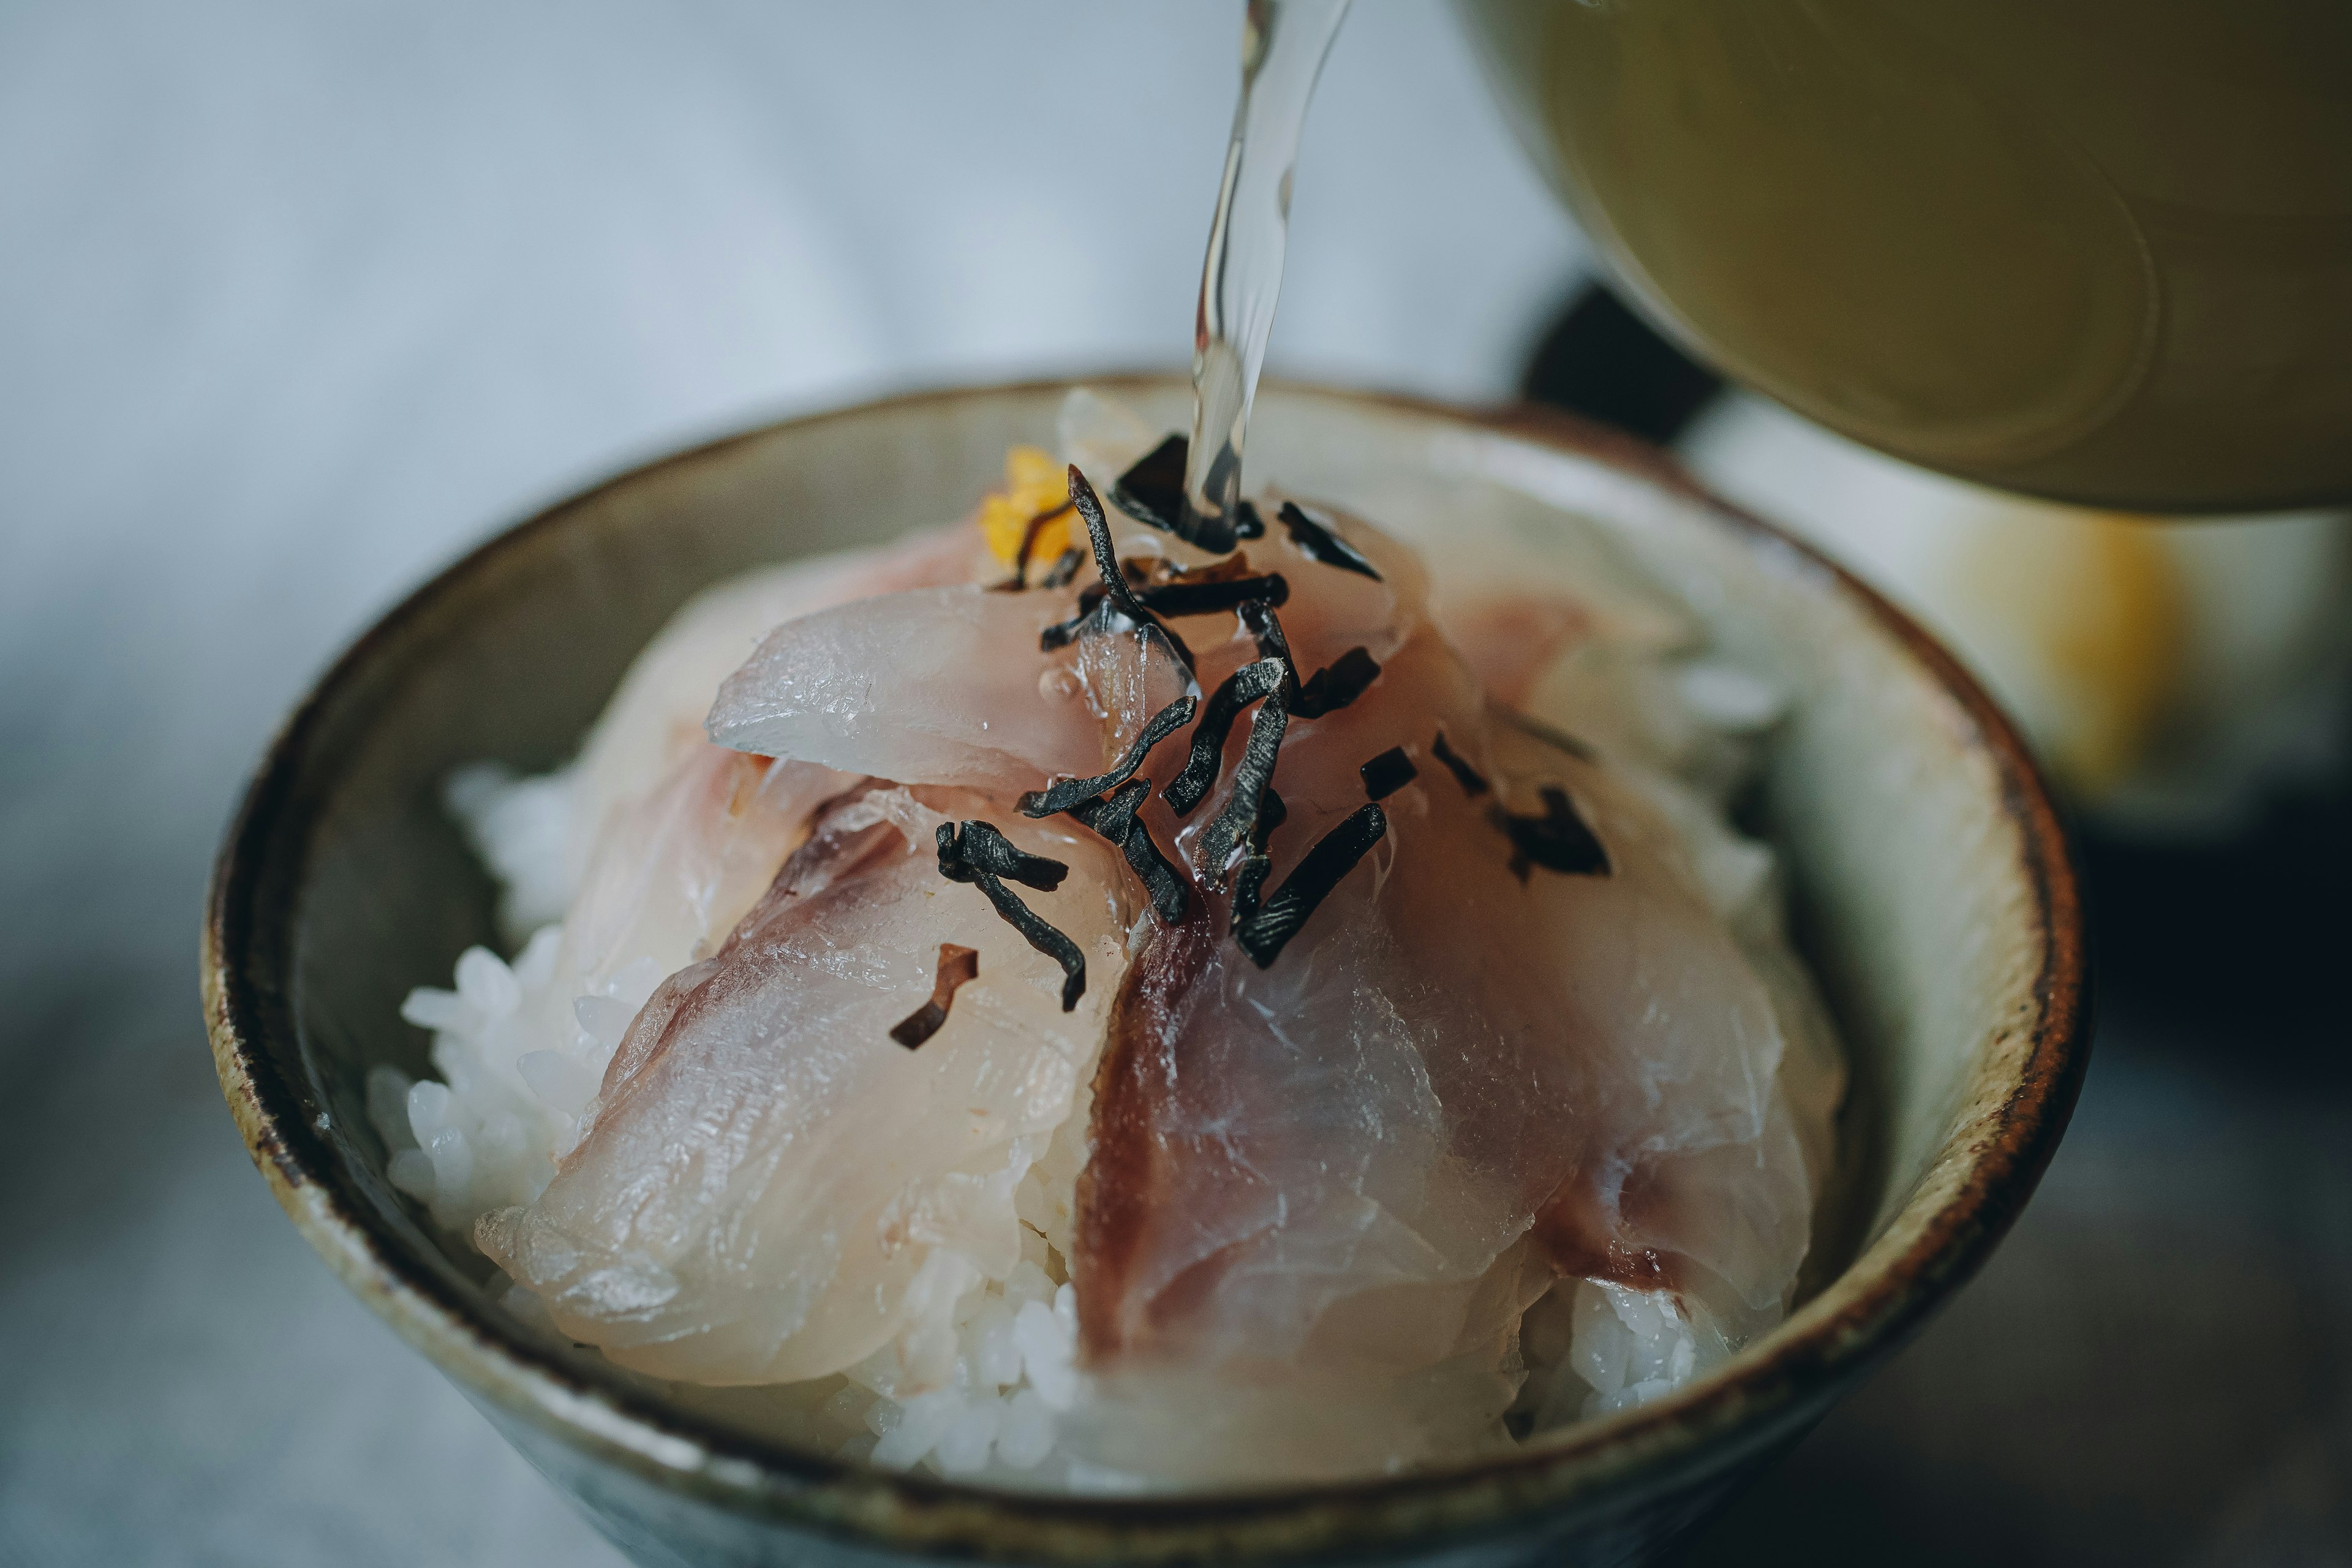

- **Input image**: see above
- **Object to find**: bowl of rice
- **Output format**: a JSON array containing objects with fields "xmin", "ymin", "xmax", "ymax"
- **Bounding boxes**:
[{"xmin": 204, "ymin": 377, "xmax": 2086, "ymax": 1567}]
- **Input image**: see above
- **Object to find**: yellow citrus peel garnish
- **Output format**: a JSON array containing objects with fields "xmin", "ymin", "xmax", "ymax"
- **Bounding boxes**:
[{"xmin": 979, "ymin": 445, "xmax": 1076, "ymax": 569}]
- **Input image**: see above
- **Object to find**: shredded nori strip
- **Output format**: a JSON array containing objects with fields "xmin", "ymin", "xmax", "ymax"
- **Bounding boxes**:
[
  {"xmin": 1238, "ymin": 598, "xmax": 1297, "ymax": 684},
  {"xmin": 991, "ymin": 500, "xmax": 1077, "ymax": 592},
  {"xmin": 1430, "ymin": 728, "xmax": 1491, "ymax": 796},
  {"xmin": 1277, "ymin": 501, "xmax": 1382, "ymax": 581},
  {"xmin": 1068, "ymin": 466, "xmax": 1159, "ymax": 621},
  {"xmin": 1109, "ymin": 434, "xmax": 1189, "ymax": 536},
  {"xmin": 937, "ymin": 820, "xmax": 1069, "ymax": 892},
  {"xmin": 1135, "ymin": 573, "xmax": 1289, "ymax": 618},
  {"xmin": 1228, "ymin": 786, "xmax": 1288, "ymax": 927},
  {"xmin": 1066, "ymin": 466, "xmax": 1194, "ymax": 671},
  {"xmin": 1250, "ymin": 785, "xmax": 1288, "ymax": 847},
  {"xmin": 889, "ymin": 944, "xmax": 980, "ymax": 1049},
  {"xmin": 1050, "ymin": 567, "xmax": 1287, "ymax": 631},
  {"xmin": 1107, "ymin": 432, "xmax": 1253, "ymax": 552},
  {"xmin": 1360, "ymin": 746, "xmax": 1417, "ymax": 801},
  {"xmin": 1234, "ymin": 601, "xmax": 1379, "ymax": 721},
  {"xmin": 1491, "ymin": 787, "xmax": 1611, "ymax": 882},
  {"xmin": 1038, "ymin": 546, "xmax": 1085, "ymax": 590},
  {"xmin": 1292, "ymin": 646, "xmax": 1382, "ymax": 720},
  {"xmin": 1065, "ymin": 778, "xmax": 1189, "ymax": 925},
  {"xmin": 1165, "ymin": 657, "xmax": 1289, "ymax": 815},
  {"xmin": 1194, "ymin": 685, "xmax": 1290, "ymax": 885},
  {"xmin": 1036, "ymin": 587, "xmax": 1104, "ymax": 652},
  {"xmin": 1496, "ymin": 707, "xmax": 1599, "ymax": 763},
  {"xmin": 1233, "ymin": 804, "xmax": 1388, "ymax": 969},
  {"xmin": 1018, "ymin": 695, "xmax": 1197, "ymax": 818},
  {"xmin": 934, "ymin": 822, "xmax": 1085, "ymax": 1009}
]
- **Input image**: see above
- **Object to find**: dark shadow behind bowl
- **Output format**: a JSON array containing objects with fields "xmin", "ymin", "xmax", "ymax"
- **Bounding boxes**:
[{"xmin": 205, "ymin": 379, "xmax": 2087, "ymax": 1568}]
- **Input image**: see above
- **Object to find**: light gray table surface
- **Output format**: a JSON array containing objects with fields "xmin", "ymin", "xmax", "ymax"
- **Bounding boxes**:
[{"xmin": 2, "ymin": 4, "xmax": 2345, "ymax": 1566}]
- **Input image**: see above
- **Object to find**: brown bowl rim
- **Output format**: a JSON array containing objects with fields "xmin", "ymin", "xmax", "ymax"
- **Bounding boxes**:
[{"xmin": 203, "ymin": 374, "xmax": 2089, "ymax": 1562}]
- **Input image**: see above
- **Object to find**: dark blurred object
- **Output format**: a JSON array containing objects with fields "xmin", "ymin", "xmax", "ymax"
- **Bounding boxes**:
[
  {"xmin": 1520, "ymin": 282, "xmax": 1721, "ymax": 446},
  {"xmin": 2081, "ymin": 781, "xmax": 2352, "ymax": 1077}
]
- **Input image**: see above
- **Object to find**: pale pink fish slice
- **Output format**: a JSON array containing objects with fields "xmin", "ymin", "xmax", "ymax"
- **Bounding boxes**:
[
  {"xmin": 707, "ymin": 586, "xmax": 1191, "ymax": 802},
  {"xmin": 558, "ymin": 747, "xmax": 855, "ymax": 1000},
  {"xmin": 571, "ymin": 524, "xmax": 984, "ymax": 868},
  {"xmin": 1076, "ymin": 619, "xmax": 1807, "ymax": 1398},
  {"xmin": 483, "ymin": 746, "xmax": 853, "ymax": 1126},
  {"xmin": 478, "ymin": 788, "xmax": 1139, "ymax": 1386}
]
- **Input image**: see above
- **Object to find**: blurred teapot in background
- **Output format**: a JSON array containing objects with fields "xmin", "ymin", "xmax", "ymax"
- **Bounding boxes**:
[{"xmin": 1457, "ymin": 0, "xmax": 2352, "ymax": 513}]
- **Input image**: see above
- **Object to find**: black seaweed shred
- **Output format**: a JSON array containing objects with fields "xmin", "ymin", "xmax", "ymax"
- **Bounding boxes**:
[
  {"xmin": 1065, "ymin": 778, "xmax": 1189, "ymax": 925},
  {"xmin": 1229, "ymin": 785, "xmax": 1285, "ymax": 927},
  {"xmin": 889, "ymin": 943, "xmax": 980, "ymax": 1049},
  {"xmin": 1065, "ymin": 466, "xmax": 1195, "ymax": 671},
  {"xmin": 934, "ymin": 822, "xmax": 1085, "ymax": 1009},
  {"xmin": 1194, "ymin": 687, "xmax": 1289, "ymax": 886},
  {"xmin": 1232, "ymin": 804, "xmax": 1388, "ymax": 969},
  {"xmin": 1109, "ymin": 434, "xmax": 1189, "ymax": 537},
  {"xmin": 1047, "ymin": 570, "xmax": 1290, "ymax": 633},
  {"xmin": 1235, "ymin": 603, "xmax": 1382, "ymax": 722},
  {"xmin": 1291, "ymin": 647, "xmax": 1382, "ymax": 720},
  {"xmin": 1238, "ymin": 598, "xmax": 1298, "ymax": 687},
  {"xmin": 1135, "ymin": 573, "xmax": 1289, "ymax": 618},
  {"xmin": 1018, "ymin": 695, "xmax": 1197, "ymax": 818},
  {"xmin": 1035, "ymin": 589, "xmax": 1104, "ymax": 652},
  {"xmin": 1276, "ymin": 501, "xmax": 1382, "ymax": 581},
  {"xmin": 1038, "ymin": 547, "xmax": 1085, "ymax": 590},
  {"xmin": 1107, "ymin": 434, "xmax": 1251, "ymax": 551},
  {"xmin": 1430, "ymin": 728, "xmax": 1491, "ymax": 796},
  {"xmin": 1491, "ymin": 787, "xmax": 1611, "ymax": 881},
  {"xmin": 938, "ymin": 820, "xmax": 1069, "ymax": 892},
  {"xmin": 1359, "ymin": 746, "xmax": 1417, "ymax": 801},
  {"xmin": 1164, "ymin": 657, "xmax": 1289, "ymax": 816},
  {"xmin": 1496, "ymin": 708, "xmax": 1600, "ymax": 763},
  {"xmin": 1250, "ymin": 785, "xmax": 1287, "ymax": 850},
  {"xmin": 991, "ymin": 500, "xmax": 1077, "ymax": 592},
  {"xmin": 1068, "ymin": 466, "xmax": 1161, "ymax": 623},
  {"xmin": 982, "ymin": 476, "xmax": 1413, "ymax": 976},
  {"xmin": 1158, "ymin": 592, "xmax": 1344, "ymax": 882}
]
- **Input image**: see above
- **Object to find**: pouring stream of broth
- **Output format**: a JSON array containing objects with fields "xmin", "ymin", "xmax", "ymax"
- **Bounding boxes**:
[{"xmin": 1182, "ymin": 0, "xmax": 1351, "ymax": 549}]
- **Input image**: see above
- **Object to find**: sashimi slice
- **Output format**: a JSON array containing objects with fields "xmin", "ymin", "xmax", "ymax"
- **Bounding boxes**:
[
  {"xmin": 394, "ymin": 744, "xmax": 843, "ymax": 1223},
  {"xmin": 1069, "ymin": 592, "xmax": 1812, "ymax": 1479},
  {"xmin": 707, "ymin": 586, "xmax": 1193, "ymax": 796},
  {"xmin": 477, "ymin": 788, "xmax": 1144, "ymax": 1385},
  {"xmin": 569, "ymin": 526, "xmax": 985, "ymax": 884}
]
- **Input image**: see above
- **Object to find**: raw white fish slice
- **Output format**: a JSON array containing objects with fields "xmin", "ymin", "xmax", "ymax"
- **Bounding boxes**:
[
  {"xmin": 478, "ymin": 788, "xmax": 1142, "ymax": 1386},
  {"xmin": 1072, "ymin": 571, "xmax": 1815, "ymax": 1478},
  {"xmin": 556, "ymin": 748, "xmax": 853, "ymax": 1003},
  {"xmin": 563, "ymin": 526, "xmax": 986, "ymax": 889},
  {"xmin": 708, "ymin": 587, "xmax": 1193, "ymax": 796}
]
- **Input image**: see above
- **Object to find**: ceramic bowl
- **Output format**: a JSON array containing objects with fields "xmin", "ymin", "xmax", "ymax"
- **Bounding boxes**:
[{"xmin": 204, "ymin": 377, "xmax": 2087, "ymax": 1567}]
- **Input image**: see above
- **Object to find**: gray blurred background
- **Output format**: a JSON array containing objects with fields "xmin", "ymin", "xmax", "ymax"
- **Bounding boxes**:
[{"xmin": 1, "ymin": 3, "xmax": 2345, "ymax": 1566}]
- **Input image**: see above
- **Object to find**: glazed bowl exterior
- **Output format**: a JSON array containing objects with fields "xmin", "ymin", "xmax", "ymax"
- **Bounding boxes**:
[{"xmin": 205, "ymin": 378, "xmax": 2087, "ymax": 1567}]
